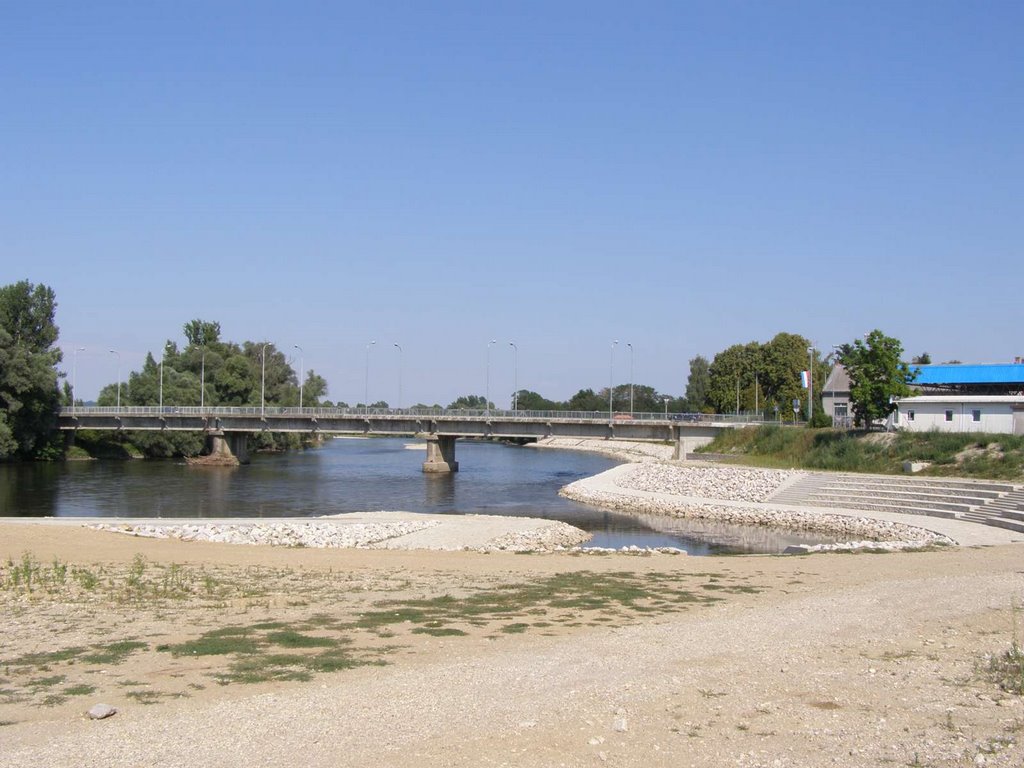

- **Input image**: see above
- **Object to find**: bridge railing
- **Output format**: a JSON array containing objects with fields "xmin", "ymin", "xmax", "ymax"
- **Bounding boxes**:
[{"xmin": 59, "ymin": 406, "xmax": 767, "ymax": 424}]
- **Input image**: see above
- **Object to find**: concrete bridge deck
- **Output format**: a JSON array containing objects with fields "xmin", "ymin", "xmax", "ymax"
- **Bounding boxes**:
[{"xmin": 58, "ymin": 406, "xmax": 760, "ymax": 471}]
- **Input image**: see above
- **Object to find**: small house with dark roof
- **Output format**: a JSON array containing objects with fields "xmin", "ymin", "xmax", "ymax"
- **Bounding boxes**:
[{"xmin": 821, "ymin": 364, "xmax": 853, "ymax": 427}]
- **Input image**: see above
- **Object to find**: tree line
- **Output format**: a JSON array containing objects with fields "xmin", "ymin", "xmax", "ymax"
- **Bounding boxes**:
[{"xmin": 0, "ymin": 279, "xmax": 919, "ymax": 460}]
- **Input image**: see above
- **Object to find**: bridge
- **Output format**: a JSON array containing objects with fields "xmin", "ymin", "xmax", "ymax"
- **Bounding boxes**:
[{"xmin": 58, "ymin": 406, "xmax": 758, "ymax": 471}]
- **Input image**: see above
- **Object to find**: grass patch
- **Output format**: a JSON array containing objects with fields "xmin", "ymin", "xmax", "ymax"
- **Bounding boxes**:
[
  {"xmin": 159, "ymin": 628, "xmax": 261, "ymax": 657},
  {"xmin": 699, "ymin": 425, "xmax": 1024, "ymax": 479},
  {"xmin": 349, "ymin": 571, "xmax": 736, "ymax": 640},
  {"xmin": 987, "ymin": 642, "xmax": 1024, "ymax": 695},
  {"xmin": 63, "ymin": 684, "xmax": 97, "ymax": 697},
  {"xmin": 81, "ymin": 640, "xmax": 148, "ymax": 665},
  {"xmin": 411, "ymin": 626, "xmax": 467, "ymax": 636},
  {"xmin": 265, "ymin": 631, "xmax": 338, "ymax": 649},
  {"xmin": 7, "ymin": 647, "xmax": 85, "ymax": 671},
  {"xmin": 125, "ymin": 689, "xmax": 170, "ymax": 704}
]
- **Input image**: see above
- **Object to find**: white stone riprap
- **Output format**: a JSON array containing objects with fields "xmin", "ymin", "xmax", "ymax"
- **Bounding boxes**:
[
  {"xmin": 614, "ymin": 464, "xmax": 801, "ymax": 502},
  {"xmin": 561, "ymin": 465, "xmax": 955, "ymax": 551},
  {"xmin": 530, "ymin": 437, "xmax": 673, "ymax": 463},
  {"xmin": 482, "ymin": 522, "xmax": 592, "ymax": 552},
  {"xmin": 87, "ymin": 520, "xmax": 440, "ymax": 549}
]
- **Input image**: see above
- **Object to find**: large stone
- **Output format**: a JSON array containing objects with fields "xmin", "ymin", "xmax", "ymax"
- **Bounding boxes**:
[{"xmin": 87, "ymin": 703, "xmax": 117, "ymax": 720}]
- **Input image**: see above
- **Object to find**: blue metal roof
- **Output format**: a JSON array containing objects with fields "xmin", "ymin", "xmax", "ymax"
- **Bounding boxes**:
[{"xmin": 912, "ymin": 364, "xmax": 1024, "ymax": 385}]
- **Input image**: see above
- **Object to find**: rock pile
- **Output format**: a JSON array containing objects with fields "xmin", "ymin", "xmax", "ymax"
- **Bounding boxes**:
[
  {"xmin": 88, "ymin": 519, "xmax": 440, "ymax": 549},
  {"xmin": 482, "ymin": 522, "xmax": 592, "ymax": 552},
  {"xmin": 561, "ymin": 473, "xmax": 954, "ymax": 549},
  {"xmin": 614, "ymin": 464, "xmax": 801, "ymax": 502},
  {"xmin": 532, "ymin": 437, "xmax": 674, "ymax": 463}
]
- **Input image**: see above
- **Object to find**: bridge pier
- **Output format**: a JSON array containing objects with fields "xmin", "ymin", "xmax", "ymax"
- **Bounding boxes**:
[
  {"xmin": 204, "ymin": 431, "xmax": 250, "ymax": 465},
  {"xmin": 422, "ymin": 435, "xmax": 458, "ymax": 473}
]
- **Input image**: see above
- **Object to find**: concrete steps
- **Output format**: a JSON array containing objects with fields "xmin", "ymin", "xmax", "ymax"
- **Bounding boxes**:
[{"xmin": 768, "ymin": 473, "xmax": 1024, "ymax": 531}]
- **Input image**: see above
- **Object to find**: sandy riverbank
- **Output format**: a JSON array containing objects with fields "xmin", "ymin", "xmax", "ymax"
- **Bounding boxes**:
[{"xmin": 2, "ymin": 521, "xmax": 1023, "ymax": 767}]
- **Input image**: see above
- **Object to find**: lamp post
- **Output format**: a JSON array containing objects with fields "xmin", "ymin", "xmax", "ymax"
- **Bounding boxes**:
[
  {"xmin": 754, "ymin": 371, "xmax": 760, "ymax": 421},
  {"xmin": 109, "ymin": 349, "xmax": 121, "ymax": 412},
  {"xmin": 393, "ymin": 343, "xmax": 402, "ymax": 410},
  {"xmin": 485, "ymin": 339, "xmax": 497, "ymax": 415},
  {"xmin": 364, "ymin": 340, "xmax": 376, "ymax": 412},
  {"xmin": 627, "ymin": 342, "xmax": 635, "ymax": 416},
  {"xmin": 509, "ymin": 342, "xmax": 518, "ymax": 412},
  {"xmin": 609, "ymin": 340, "xmax": 618, "ymax": 419},
  {"xmin": 736, "ymin": 374, "xmax": 740, "ymax": 415},
  {"xmin": 159, "ymin": 342, "xmax": 171, "ymax": 411},
  {"xmin": 260, "ymin": 343, "xmax": 269, "ymax": 418},
  {"xmin": 71, "ymin": 346, "xmax": 84, "ymax": 415},
  {"xmin": 663, "ymin": 396, "xmax": 670, "ymax": 418},
  {"xmin": 807, "ymin": 345, "xmax": 814, "ymax": 423},
  {"xmin": 200, "ymin": 347, "xmax": 206, "ymax": 410},
  {"xmin": 294, "ymin": 344, "xmax": 304, "ymax": 410}
]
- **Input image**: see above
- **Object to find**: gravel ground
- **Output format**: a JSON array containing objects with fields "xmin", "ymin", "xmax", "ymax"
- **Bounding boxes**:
[{"xmin": 2, "ymin": 534, "xmax": 1023, "ymax": 768}]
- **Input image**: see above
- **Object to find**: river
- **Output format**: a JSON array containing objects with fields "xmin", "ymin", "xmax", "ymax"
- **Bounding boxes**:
[{"xmin": 0, "ymin": 437, "xmax": 839, "ymax": 555}]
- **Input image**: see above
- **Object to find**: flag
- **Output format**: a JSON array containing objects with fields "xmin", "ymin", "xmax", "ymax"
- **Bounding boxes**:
[{"xmin": 800, "ymin": 370, "xmax": 809, "ymax": 388}]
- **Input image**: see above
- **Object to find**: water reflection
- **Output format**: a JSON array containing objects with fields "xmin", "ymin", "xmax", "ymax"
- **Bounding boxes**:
[{"xmin": 0, "ymin": 438, "xmax": 840, "ymax": 554}]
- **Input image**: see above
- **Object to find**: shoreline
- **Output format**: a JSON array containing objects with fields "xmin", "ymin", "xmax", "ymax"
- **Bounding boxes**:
[{"xmin": 557, "ymin": 457, "xmax": 1024, "ymax": 551}]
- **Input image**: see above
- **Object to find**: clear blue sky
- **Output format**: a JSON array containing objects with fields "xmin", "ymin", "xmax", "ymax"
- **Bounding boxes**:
[{"xmin": 3, "ymin": 1, "xmax": 1021, "ymax": 406}]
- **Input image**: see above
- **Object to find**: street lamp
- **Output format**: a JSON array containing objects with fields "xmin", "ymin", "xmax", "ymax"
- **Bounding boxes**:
[
  {"xmin": 663, "ymin": 396, "xmax": 670, "ymax": 418},
  {"xmin": 609, "ymin": 340, "xmax": 618, "ymax": 419},
  {"xmin": 509, "ymin": 342, "xmax": 518, "ymax": 412},
  {"xmin": 294, "ymin": 344, "xmax": 304, "ymax": 410},
  {"xmin": 260, "ymin": 343, "xmax": 269, "ymax": 418},
  {"xmin": 627, "ymin": 342, "xmax": 634, "ymax": 416},
  {"xmin": 159, "ymin": 342, "xmax": 170, "ymax": 411},
  {"xmin": 485, "ymin": 339, "xmax": 497, "ymax": 415},
  {"xmin": 109, "ymin": 349, "xmax": 121, "ymax": 412},
  {"xmin": 364, "ymin": 340, "xmax": 376, "ymax": 412},
  {"xmin": 71, "ymin": 346, "xmax": 85, "ymax": 415},
  {"xmin": 807, "ymin": 345, "xmax": 815, "ymax": 422},
  {"xmin": 200, "ymin": 347, "xmax": 206, "ymax": 410},
  {"xmin": 393, "ymin": 343, "xmax": 402, "ymax": 410}
]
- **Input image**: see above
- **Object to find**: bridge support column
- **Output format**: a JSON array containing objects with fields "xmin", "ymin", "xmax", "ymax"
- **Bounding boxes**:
[
  {"xmin": 204, "ymin": 431, "xmax": 250, "ymax": 465},
  {"xmin": 673, "ymin": 437, "xmax": 688, "ymax": 461},
  {"xmin": 673, "ymin": 435, "xmax": 713, "ymax": 460},
  {"xmin": 422, "ymin": 435, "xmax": 458, "ymax": 473}
]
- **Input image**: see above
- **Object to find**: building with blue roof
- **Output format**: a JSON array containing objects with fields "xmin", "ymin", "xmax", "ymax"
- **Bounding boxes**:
[
  {"xmin": 911, "ymin": 363, "xmax": 1024, "ymax": 394},
  {"xmin": 823, "ymin": 361, "xmax": 1024, "ymax": 431}
]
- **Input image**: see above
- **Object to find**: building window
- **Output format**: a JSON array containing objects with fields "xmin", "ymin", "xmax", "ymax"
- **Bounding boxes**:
[
  {"xmin": 834, "ymin": 403, "xmax": 848, "ymax": 417},
  {"xmin": 972, "ymin": 409, "xmax": 981, "ymax": 422},
  {"xmin": 945, "ymin": 410, "xmax": 954, "ymax": 422},
  {"xmin": 907, "ymin": 410, "xmax": 915, "ymax": 421}
]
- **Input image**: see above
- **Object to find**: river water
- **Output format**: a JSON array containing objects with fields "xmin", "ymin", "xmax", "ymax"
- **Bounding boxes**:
[{"xmin": 0, "ymin": 437, "xmax": 838, "ymax": 555}]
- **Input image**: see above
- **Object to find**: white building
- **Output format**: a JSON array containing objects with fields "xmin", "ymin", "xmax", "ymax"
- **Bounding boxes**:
[{"xmin": 893, "ymin": 396, "xmax": 1024, "ymax": 435}]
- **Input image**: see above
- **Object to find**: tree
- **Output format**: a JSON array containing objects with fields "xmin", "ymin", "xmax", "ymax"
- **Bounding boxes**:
[
  {"xmin": 0, "ymin": 281, "xmax": 63, "ymax": 459},
  {"xmin": 447, "ymin": 394, "xmax": 489, "ymax": 410},
  {"xmin": 685, "ymin": 356, "xmax": 710, "ymax": 413},
  {"xmin": 183, "ymin": 319, "xmax": 221, "ymax": 347},
  {"xmin": 707, "ymin": 342, "xmax": 761, "ymax": 414},
  {"xmin": 566, "ymin": 388, "xmax": 604, "ymax": 412},
  {"xmin": 758, "ymin": 332, "xmax": 823, "ymax": 421},
  {"xmin": 837, "ymin": 330, "xmax": 916, "ymax": 428},
  {"xmin": 514, "ymin": 390, "xmax": 561, "ymax": 411},
  {"xmin": 911, "ymin": 352, "xmax": 932, "ymax": 365}
]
